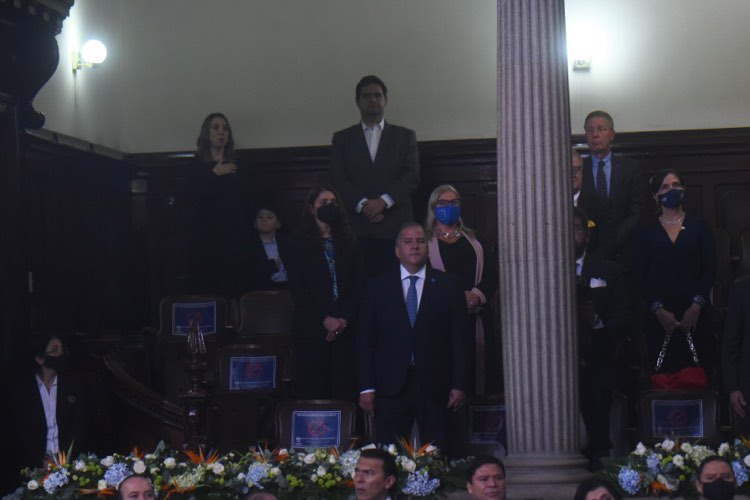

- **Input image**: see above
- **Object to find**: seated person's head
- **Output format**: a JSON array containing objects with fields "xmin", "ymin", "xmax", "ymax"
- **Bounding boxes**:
[
  {"xmin": 466, "ymin": 455, "xmax": 506, "ymax": 500},
  {"xmin": 254, "ymin": 205, "xmax": 282, "ymax": 237},
  {"xmin": 245, "ymin": 493, "xmax": 279, "ymax": 500},
  {"xmin": 574, "ymin": 477, "xmax": 621, "ymax": 500},
  {"xmin": 116, "ymin": 475, "xmax": 155, "ymax": 500},
  {"xmin": 354, "ymin": 448, "xmax": 398, "ymax": 500},
  {"xmin": 695, "ymin": 456, "xmax": 735, "ymax": 499},
  {"xmin": 29, "ymin": 331, "xmax": 68, "ymax": 374}
]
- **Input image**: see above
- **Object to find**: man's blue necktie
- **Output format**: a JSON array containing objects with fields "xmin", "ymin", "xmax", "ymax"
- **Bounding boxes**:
[
  {"xmin": 406, "ymin": 275, "xmax": 418, "ymax": 326},
  {"xmin": 596, "ymin": 160, "xmax": 608, "ymax": 198}
]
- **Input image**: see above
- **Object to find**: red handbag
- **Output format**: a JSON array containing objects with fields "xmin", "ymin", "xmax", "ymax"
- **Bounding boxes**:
[{"xmin": 650, "ymin": 329, "xmax": 708, "ymax": 390}]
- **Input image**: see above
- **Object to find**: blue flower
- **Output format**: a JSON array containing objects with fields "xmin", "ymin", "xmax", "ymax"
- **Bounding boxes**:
[
  {"xmin": 104, "ymin": 462, "xmax": 131, "ymax": 487},
  {"xmin": 246, "ymin": 463, "xmax": 270, "ymax": 488},
  {"xmin": 646, "ymin": 453, "xmax": 660, "ymax": 472},
  {"xmin": 618, "ymin": 467, "xmax": 641, "ymax": 495},
  {"xmin": 732, "ymin": 460, "xmax": 749, "ymax": 487},
  {"xmin": 402, "ymin": 470, "xmax": 440, "ymax": 497},
  {"xmin": 43, "ymin": 470, "xmax": 69, "ymax": 494}
]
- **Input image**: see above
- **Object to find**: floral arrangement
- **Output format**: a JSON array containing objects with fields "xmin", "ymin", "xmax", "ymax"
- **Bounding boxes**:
[
  {"xmin": 3, "ymin": 439, "xmax": 468, "ymax": 499},
  {"xmin": 602, "ymin": 438, "xmax": 750, "ymax": 497}
]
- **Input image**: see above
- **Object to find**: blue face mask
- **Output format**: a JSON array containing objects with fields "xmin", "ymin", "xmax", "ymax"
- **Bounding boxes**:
[
  {"xmin": 658, "ymin": 188, "xmax": 684, "ymax": 209},
  {"xmin": 435, "ymin": 205, "xmax": 461, "ymax": 226}
]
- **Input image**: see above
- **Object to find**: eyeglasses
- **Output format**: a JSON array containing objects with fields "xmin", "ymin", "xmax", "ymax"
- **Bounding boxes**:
[
  {"xmin": 572, "ymin": 166, "xmax": 583, "ymax": 174},
  {"xmin": 435, "ymin": 199, "xmax": 460, "ymax": 208}
]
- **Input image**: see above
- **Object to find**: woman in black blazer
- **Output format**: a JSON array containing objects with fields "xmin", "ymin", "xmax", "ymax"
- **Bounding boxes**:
[{"xmin": 286, "ymin": 184, "xmax": 365, "ymax": 401}]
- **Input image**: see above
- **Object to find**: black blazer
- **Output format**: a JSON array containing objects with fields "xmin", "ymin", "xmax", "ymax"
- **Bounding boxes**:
[
  {"xmin": 11, "ymin": 374, "xmax": 87, "ymax": 469},
  {"xmin": 580, "ymin": 254, "xmax": 628, "ymax": 336},
  {"xmin": 286, "ymin": 232, "xmax": 365, "ymax": 339},
  {"xmin": 356, "ymin": 267, "xmax": 470, "ymax": 398},
  {"xmin": 723, "ymin": 276, "xmax": 750, "ymax": 394},
  {"xmin": 582, "ymin": 155, "xmax": 645, "ymax": 255},
  {"xmin": 329, "ymin": 122, "xmax": 420, "ymax": 239},
  {"xmin": 577, "ymin": 190, "xmax": 616, "ymax": 260},
  {"xmin": 246, "ymin": 233, "xmax": 290, "ymax": 291}
]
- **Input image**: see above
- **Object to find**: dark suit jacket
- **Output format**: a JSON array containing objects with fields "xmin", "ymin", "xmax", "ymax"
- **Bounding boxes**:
[
  {"xmin": 11, "ymin": 374, "xmax": 87, "ymax": 469},
  {"xmin": 577, "ymin": 190, "xmax": 616, "ymax": 260},
  {"xmin": 356, "ymin": 267, "xmax": 470, "ymax": 398},
  {"xmin": 286, "ymin": 232, "xmax": 365, "ymax": 339},
  {"xmin": 582, "ymin": 155, "xmax": 644, "ymax": 257},
  {"xmin": 722, "ymin": 275, "xmax": 750, "ymax": 394},
  {"xmin": 330, "ymin": 122, "xmax": 419, "ymax": 239},
  {"xmin": 246, "ymin": 232, "xmax": 290, "ymax": 291}
]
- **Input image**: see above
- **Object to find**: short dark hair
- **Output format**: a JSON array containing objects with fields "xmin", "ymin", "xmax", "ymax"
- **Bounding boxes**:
[
  {"xmin": 649, "ymin": 169, "xmax": 682, "ymax": 195},
  {"xmin": 466, "ymin": 455, "xmax": 505, "ymax": 484},
  {"xmin": 116, "ymin": 474, "xmax": 153, "ymax": 500},
  {"xmin": 356, "ymin": 75, "xmax": 388, "ymax": 99},
  {"xmin": 584, "ymin": 110, "xmax": 614, "ymax": 131},
  {"xmin": 359, "ymin": 448, "xmax": 398, "ymax": 493},
  {"xmin": 696, "ymin": 455, "xmax": 735, "ymax": 481},
  {"xmin": 574, "ymin": 477, "xmax": 621, "ymax": 500},
  {"xmin": 395, "ymin": 222, "xmax": 425, "ymax": 248}
]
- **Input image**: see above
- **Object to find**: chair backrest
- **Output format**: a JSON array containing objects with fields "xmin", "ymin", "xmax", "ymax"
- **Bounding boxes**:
[
  {"xmin": 638, "ymin": 389, "xmax": 721, "ymax": 445},
  {"xmin": 215, "ymin": 343, "xmax": 290, "ymax": 394},
  {"xmin": 237, "ymin": 290, "xmax": 294, "ymax": 339},
  {"xmin": 275, "ymin": 399, "xmax": 357, "ymax": 450},
  {"xmin": 157, "ymin": 295, "xmax": 229, "ymax": 338},
  {"xmin": 444, "ymin": 394, "xmax": 507, "ymax": 458}
]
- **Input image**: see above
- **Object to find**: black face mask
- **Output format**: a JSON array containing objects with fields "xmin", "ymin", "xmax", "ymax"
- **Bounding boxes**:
[
  {"xmin": 43, "ymin": 353, "xmax": 68, "ymax": 372},
  {"xmin": 316, "ymin": 204, "xmax": 339, "ymax": 224},
  {"xmin": 701, "ymin": 479, "xmax": 735, "ymax": 500}
]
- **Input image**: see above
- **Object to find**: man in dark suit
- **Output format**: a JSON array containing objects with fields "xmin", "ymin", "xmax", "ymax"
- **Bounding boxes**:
[
  {"xmin": 722, "ymin": 275, "xmax": 750, "ymax": 434},
  {"xmin": 573, "ymin": 208, "xmax": 627, "ymax": 469},
  {"xmin": 572, "ymin": 149, "xmax": 616, "ymax": 260},
  {"xmin": 357, "ymin": 222, "xmax": 469, "ymax": 448},
  {"xmin": 580, "ymin": 110, "xmax": 645, "ymax": 267},
  {"xmin": 330, "ymin": 75, "xmax": 420, "ymax": 276}
]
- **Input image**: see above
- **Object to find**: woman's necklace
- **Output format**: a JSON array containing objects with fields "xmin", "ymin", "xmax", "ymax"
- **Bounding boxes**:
[
  {"xmin": 659, "ymin": 213, "xmax": 684, "ymax": 226},
  {"xmin": 439, "ymin": 228, "xmax": 462, "ymax": 239}
]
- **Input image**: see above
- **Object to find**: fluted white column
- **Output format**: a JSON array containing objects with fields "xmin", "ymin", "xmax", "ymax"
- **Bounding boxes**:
[{"xmin": 497, "ymin": 1, "xmax": 590, "ymax": 497}]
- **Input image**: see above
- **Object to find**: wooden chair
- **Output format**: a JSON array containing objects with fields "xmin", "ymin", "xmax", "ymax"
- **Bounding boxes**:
[
  {"xmin": 236, "ymin": 289, "xmax": 294, "ymax": 340},
  {"xmin": 638, "ymin": 389, "xmax": 721, "ymax": 445},
  {"xmin": 275, "ymin": 399, "xmax": 358, "ymax": 450},
  {"xmin": 444, "ymin": 394, "xmax": 507, "ymax": 458},
  {"xmin": 154, "ymin": 295, "xmax": 232, "ymax": 402},
  {"xmin": 211, "ymin": 343, "xmax": 290, "ymax": 452}
]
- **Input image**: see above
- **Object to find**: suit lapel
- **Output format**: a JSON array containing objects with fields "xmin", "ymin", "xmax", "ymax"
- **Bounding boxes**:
[
  {"xmin": 608, "ymin": 156, "xmax": 620, "ymax": 201},
  {"xmin": 373, "ymin": 122, "xmax": 390, "ymax": 166},
  {"xmin": 414, "ymin": 268, "xmax": 437, "ymax": 327},
  {"xmin": 354, "ymin": 125, "xmax": 373, "ymax": 166}
]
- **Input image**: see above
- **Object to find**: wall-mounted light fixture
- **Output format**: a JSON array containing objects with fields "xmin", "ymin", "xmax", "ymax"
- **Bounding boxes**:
[{"xmin": 73, "ymin": 39, "xmax": 107, "ymax": 72}]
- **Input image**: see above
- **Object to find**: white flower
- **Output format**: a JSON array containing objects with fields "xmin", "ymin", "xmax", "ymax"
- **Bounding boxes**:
[
  {"xmin": 270, "ymin": 467, "xmax": 281, "ymax": 478},
  {"xmin": 719, "ymin": 443, "xmax": 731, "ymax": 456},
  {"xmin": 362, "ymin": 444, "xmax": 377, "ymax": 450},
  {"xmin": 97, "ymin": 479, "xmax": 108, "ymax": 491},
  {"xmin": 311, "ymin": 474, "xmax": 318, "ymax": 482},
  {"xmin": 209, "ymin": 462, "xmax": 225, "ymax": 475},
  {"xmin": 133, "ymin": 460, "xmax": 146, "ymax": 474},
  {"xmin": 74, "ymin": 460, "xmax": 86, "ymax": 471},
  {"xmin": 304, "ymin": 453, "xmax": 316, "ymax": 464},
  {"xmin": 328, "ymin": 455, "xmax": 337, "ymax": 465},
  {"xmin": 387, "ymin": 444, "xmax": 397, "ymax": 455},
  {"xmin": 317, "ymin": 466, "xmax": 327, "ymax": 476},
  {"xmin": 145, "ymin": 454, "xmax": 156, "ymax": 460},
  {"xmin": 237, "ymin": 473, "xmax": 246, "ymax": 481},
  {"xmin": 150, "ymin": 467, "xmax": 159, "ymax": 475},
  {"xmin": 661, "ymin": 439, "xmax": 675, "ymax": 452},
  {"xmin": 163, "ymin": 457, "xmax": 176, "ymax": 469},
  {"xmin": 101, "ymin": 456, "xmax": 115, "ymax": 467},
  {"xmin": 657, "ymin": 474, "xmax": 679, "ymax": 491},
  {"xmin": 681, "ymin": 443, "xmax": 693, "ymax": 453},
  {"xmin": 278, "ymin": 448, "xmax": 288, "ymax": 456},
  {"xmin": 634, "ymin": 442, "xmax": 647, "ymax": 456},
  {"xmin": 743, "ymin": 455, "xmax": 750, "ymax": 467},
  {"xmin": 425, "ymin": 445, "xmax": 437, "ymax": 454},
  {"xmin": 403, "ymin": 459, "xmax": 417, "ymax": 472},
  {"xmin": 27, "ymin": 480, "xmax": 39, "ymax": 491},
  {"xmin": 672, "ymin": 454, "xmax": 684, "ymax": 467}
]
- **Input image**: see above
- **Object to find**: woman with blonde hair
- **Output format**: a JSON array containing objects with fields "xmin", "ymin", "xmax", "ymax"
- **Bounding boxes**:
[{"xmin": 424, "ymin": 184, "xmax": 499, "ymax": 394}]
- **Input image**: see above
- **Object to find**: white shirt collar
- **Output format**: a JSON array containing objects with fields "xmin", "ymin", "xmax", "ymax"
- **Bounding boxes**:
[
  {"xmin": 400, "ymin": 264, "xmax": 427, "ymax": 281},
  {"xmin": 361, "ymin": 118, "xmax": 385, "ymax": 131}
]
